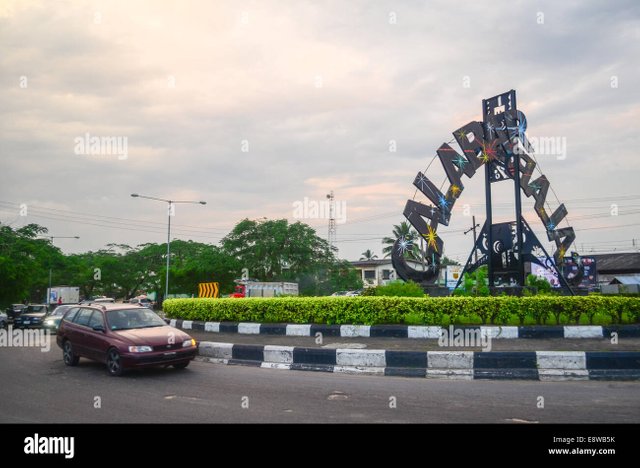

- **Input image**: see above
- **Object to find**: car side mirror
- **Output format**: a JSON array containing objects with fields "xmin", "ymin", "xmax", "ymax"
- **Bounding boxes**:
[{"xmin": 92, "ymin": 324, "xmax": 105, "ymax": 333}]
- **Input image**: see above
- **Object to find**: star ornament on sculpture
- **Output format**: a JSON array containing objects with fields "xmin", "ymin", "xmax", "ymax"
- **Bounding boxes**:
[
  {"xmin": 438, "ymin": 194, "xmax": 450, "ymax": 212},
  {"xmin": 484, "ymin": 121, "xmax": 495, "ymax": 136},
  {"xmin": 547, "ymin": 221, "xmax": 556, "ymax": 231},
  {"xmin": 529, "ymin": 181, "xmax": 541, "ymax": 192},
  {"xmin": 480, "ymin": 141, "xmax": 496, "ymax": 163},
  {"xmin": 396, "ymin": 237, "xmax": 413, "ymax": 254},
  {"xmin": 450, "ymin": 184, "xmax": 461, "ymax": 197},
  {"xmin": 424, "ymin": 226, "xmax": 439, "ymax": 252},
  {"xmin": 456, "ymin": 129, "xmax": 467, "ymax": 141},
  {"xmin": 453, "ymin": 155, "xmax": 468, "ymax": 170},
  {"xmin": 557, "ymin": 246, "xmax": 566, "ymax": 260},
  {"xmin": 416, "ymin": 173, "xmax": 429, "ymax": 191}
]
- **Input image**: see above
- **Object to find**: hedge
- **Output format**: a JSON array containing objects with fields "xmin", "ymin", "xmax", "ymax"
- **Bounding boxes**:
[{"xmin": 163, "ymin": 296, "xmax": 640, "ymax": 326}]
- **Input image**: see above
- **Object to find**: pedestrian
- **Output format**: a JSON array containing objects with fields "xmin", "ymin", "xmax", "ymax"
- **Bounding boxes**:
[{"xmin": 58, "ymin": 296, "xmax": 63, "ymax": 305}]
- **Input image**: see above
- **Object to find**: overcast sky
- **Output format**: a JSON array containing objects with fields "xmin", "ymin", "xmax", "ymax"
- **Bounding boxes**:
[{"xmin": 1, "ymin": 0, "xmax": 639, "ymax": 263}]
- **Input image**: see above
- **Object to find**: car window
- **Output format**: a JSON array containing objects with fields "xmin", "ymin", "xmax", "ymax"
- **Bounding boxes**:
[
  {"xmin": 53, "ymin": 307, "xmax": 68, "ymax": 316},
  {"xmin": 107, "ymin": 309, "xmax": 165, "ymax": 330},
  {"xmin": 73, "ymin": 308, "xmax": 94, "ymax": 327},
  {"xmin": 63, "ymin": 307, "xmax": 80, "ymax": 322},
  {"xmin": 88, "ymin": 311, "xmax": 105, "ymax": 329}
]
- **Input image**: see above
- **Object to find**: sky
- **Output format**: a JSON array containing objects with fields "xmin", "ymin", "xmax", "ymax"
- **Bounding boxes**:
[{"xmin": 1, "ymin": 0, "xmax": 639, "ymax": 264}]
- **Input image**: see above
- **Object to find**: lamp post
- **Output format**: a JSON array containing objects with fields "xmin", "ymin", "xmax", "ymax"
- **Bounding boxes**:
[
  {"xmin": 131, "ymin": 194, "xmax": 206, "ymax": 302},
  {"xmin": 41, "ymin": 235, "xmax": 79, "ymax": 305}
]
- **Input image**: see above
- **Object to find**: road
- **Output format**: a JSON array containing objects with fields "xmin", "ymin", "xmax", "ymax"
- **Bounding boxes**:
[{"xmin": 1, "ymin": 345, "xmax": 639, "ymax": 423}]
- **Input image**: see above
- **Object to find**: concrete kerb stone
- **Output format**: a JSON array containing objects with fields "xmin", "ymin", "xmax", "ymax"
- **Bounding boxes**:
[
  {"xmin": 195, "ymin": 341, "xmax": 640, "ymax": 381},
  {"xmin": 174, "ymin": 319, "xmax": 640, "ymax": 340}
]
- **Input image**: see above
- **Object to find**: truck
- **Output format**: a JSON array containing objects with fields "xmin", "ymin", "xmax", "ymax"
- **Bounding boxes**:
[
  {"xmin": 47, "ymin": 286, "xmax": 80, "ymax": 306},
  {"xmin": 230, "ymin": 280, "xmax": 299, "ymax": 298}
]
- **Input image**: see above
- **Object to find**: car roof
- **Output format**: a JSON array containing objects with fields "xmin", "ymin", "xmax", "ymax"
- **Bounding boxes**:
[{"xmin": 78, "ymin": 303, "xmax": 148, "ymax": 312}]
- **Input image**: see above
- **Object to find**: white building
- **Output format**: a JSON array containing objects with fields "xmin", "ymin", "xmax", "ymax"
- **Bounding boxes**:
[{"xmin": 350, "ymin": 259, "xmax": 396, "ymax": 287}]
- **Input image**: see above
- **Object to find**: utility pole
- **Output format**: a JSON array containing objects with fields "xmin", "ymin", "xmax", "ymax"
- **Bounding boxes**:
[
  {"xmin": 464, "ymin": 215, "xmax": 480, "ymax": 263},
  {"xmin": 326, "ymin": 190, "xmax": 336, "ymax": 250},
  {"xmin": 131, "ymin": 194, "xmax": 206, "ymax": 302}
]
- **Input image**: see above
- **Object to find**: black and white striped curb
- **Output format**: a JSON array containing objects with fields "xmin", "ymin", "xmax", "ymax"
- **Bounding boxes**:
[
  {"xmin": 170, "ymin": 319, "xmax": 640, "ymax": 340},
  {"xmin": 197, "ymin": 342, "xmax": 640, "ymax": 380}
]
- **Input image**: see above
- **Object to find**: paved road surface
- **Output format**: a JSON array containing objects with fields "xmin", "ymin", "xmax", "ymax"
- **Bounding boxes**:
[{"xmin": 1, "ymin": 346, "xmax": 639, "ymax": 423}]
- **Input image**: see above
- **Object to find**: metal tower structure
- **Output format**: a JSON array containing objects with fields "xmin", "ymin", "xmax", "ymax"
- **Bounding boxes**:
[{"xmin": 327, "ymin": 190, "xmax": 336, "ymax": 249}]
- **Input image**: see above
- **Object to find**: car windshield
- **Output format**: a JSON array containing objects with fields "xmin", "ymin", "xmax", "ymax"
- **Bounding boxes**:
[
  {"xmin": 106, "ymin": 309, "xmax": 166, "ymax": 331},
  {"xmin": 27, "ymin": 306, "xmax": 45, "ymax": 313},
  {"xmin": 52, "ymin": 307, "xmax": 68, "ymax": 316}
]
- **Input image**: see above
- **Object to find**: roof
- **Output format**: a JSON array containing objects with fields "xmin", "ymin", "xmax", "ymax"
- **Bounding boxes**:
[
  {"xmin": 609, "ymin": 275, "xmax": 640, "ymax": 285},
  {"xmin": 350, "ymin": 259, "xmax": 392, "ymax": 267},
  {"xmin": 590, "ymin": 253, "xmax": 640, "ymax": 273}
]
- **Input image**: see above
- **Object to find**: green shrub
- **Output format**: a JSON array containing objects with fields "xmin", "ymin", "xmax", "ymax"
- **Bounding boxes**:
[
  {"xmin": 162, "ymin": 296, "xmax": 640, "ymax": 326},
  {"xmin": 373, "ymin": 280, "xmax": 425, "ymax": 297}
]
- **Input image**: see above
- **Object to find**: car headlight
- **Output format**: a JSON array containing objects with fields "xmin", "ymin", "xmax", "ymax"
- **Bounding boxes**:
[
  {"xmin": 128, "ymin": 346, "xmax": 153, "ymax": 353},
  {"xmin": 182, "ymin": 339, "xmax": 196, "ymax": 348},
  {"xmin": 44, "ymin": 320, "xmax": 54, "ymax": 325}
]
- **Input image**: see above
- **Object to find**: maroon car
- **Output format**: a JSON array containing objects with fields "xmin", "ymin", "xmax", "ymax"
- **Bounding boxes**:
[{"xmin": 56, "ymin": 303, "xmax": 197, "ymax": 376}]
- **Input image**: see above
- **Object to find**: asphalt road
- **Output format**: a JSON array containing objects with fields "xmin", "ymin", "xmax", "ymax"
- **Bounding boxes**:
[{"xmin": 1, "ymin": 345, "xmax": 639, "ymax": 423}]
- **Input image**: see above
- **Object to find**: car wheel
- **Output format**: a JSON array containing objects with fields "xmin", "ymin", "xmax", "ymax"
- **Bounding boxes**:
[
  {"xmin": 173, "ymin": 361, "xmax": 190, "ymax": 370},
  {"xmin": 106, "ymin": 348, "xmax": 123, "ymax": 376},
  {"xmin": 62, "ymin": 341, "xmax": 79, "ymax": 366}
]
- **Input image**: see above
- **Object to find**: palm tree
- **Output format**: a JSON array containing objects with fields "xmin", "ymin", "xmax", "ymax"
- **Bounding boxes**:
[
  {"xmin": 359, "ymin": 249, "xmax": 378, "ymax": 261},
  {"xmin": 382, "ymin": 221, "xmax": 419, "ymax": 259}
]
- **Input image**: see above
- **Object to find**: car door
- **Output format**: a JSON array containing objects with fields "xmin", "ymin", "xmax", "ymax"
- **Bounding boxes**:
[
  {"xmin": 70, "ymin": 308, "xmax": 94, "ymax": 356},
  {"xmin": 84, "ymin": 310, "xmax": 110, "ymax": 362}
]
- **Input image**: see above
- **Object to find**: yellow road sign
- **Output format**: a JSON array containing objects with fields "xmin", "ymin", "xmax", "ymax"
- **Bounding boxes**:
[{"xmin": 198, "ymin": 282, "xmax": 219, "ymax": 298}]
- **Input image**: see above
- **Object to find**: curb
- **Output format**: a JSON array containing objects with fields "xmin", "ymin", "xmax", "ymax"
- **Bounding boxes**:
[
  {"xmin": 170, "ymin": 319, "xmax": 640, "ymax": 340},
  {"xmin": 196, "ymin": 341, "xmax": 640, "ymax": 381}
]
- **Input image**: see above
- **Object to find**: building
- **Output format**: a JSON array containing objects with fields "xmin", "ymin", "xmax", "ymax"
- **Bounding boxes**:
[
  {"xmin": 350, "ymin": 259, "xmax": 441, "ymax": 287},
  {"xmin": 350, "ymin": 259, "xmax": 396, "ymax": 287},
  {"xmin": 591, "ymin": 253, "xmax": 640, "ymax": 285}
]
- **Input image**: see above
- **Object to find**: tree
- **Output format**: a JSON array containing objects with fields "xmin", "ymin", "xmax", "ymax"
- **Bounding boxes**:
[
  {"xmin": 381, "ymin": 221, "xmax": 421, "ymax": 261},
  {"xmin": 359, "ymin": 249, "xmax": 378, "ymax": 261},
  {"xmin": 0, "ymin": 223, "xmax": 59, "ymax": 305},
  {"xmin": 440, "ymin": 256, "xmax": 460, "ymax": 266},
  {"xmin": 222, "ymin": 218, "xmax": 334, "ymax": 281},
  {"xmin": 452, "ymin": 265, "xmax": 489, "ymax": 296}
]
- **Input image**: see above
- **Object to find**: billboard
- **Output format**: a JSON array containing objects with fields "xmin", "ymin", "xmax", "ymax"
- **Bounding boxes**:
[
  {"xmin": 563, "ymin": 255, "xmax": 597, "ymax": 290},
  {"xmin": 530, "ymin": 256, "xmax": 597, "ymax": 290},
  {"xmin": 446, "ymin": 265, "xmax": 464, "ymax": 289}
]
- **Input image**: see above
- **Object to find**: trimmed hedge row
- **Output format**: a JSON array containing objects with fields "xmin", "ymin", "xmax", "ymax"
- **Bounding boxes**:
[{"xmin": 163, "ymin": 296, "xmax": 640, "ymax": 326}]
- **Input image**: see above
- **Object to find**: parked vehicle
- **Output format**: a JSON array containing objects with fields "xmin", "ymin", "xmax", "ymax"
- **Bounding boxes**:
[
  {"xmin": 43, "ymin": 305, "xmax": 74, "ymax": 333},
  {"xmin": 128, "ymin": 296, "xmax": 155, "ymax": 309},
  {"xmin": 0, "ymin": 310, "xmax": 7, "ymax": 328},
  {"xmin": 47, "ymin": 286, "xmax": 80, "ymax": 306},
  {"xmin": 80, "ymin": 296, "xmax": 115, "ymax": 304},
  {"xmin": 14, "ymin": 304, "xmax": 49, "ymax": 329},
  {"xmin": 230, "ymin": 280, "xmax": 299, "ymax": 298},
  {"xmin": 57, "ymin": 303, "xmax": 197, "ymax": 376},
  {"xmin": 6, "ymin": 304, "xmax": 26, "ymax": 321}
]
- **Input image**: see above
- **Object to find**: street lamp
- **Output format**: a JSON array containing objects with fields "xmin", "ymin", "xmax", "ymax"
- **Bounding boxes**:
[
  {"xmin": 40, "ymin": 235, "xmax": 80, "ymax": 305},
  {"xmin": 131, "ymin": 193, "xmax": 206, "ymax": 302}
]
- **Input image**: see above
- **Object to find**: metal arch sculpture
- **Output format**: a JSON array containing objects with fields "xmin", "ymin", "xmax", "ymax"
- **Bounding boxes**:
[{"xmin": 392, "ymin": 90, "xmax": 580, "ymax": 292}]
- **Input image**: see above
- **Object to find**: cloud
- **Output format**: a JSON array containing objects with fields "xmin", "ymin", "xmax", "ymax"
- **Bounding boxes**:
[{"xmin": 0, "ymin": 0, "xmax": 638, "ymax": 262}]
